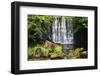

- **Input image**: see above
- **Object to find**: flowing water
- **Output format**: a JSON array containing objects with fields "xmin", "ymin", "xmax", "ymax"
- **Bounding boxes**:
[{"xmin": 52, "ymin": 16, "xmax": 74, "ymax": 49}]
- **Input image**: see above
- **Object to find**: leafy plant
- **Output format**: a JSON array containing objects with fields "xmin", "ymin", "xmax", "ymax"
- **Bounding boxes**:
[
  {"xmin": 73, "ymin": 17, "xmax": 88, "ymax": 33},
  {"xmin": 28, "ymin": 15, "xmax": 53, "ymax": 46}
]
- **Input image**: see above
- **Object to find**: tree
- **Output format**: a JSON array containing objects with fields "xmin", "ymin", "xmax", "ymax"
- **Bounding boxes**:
[{"xmin": 28, "ymin": 15, "xmax": 53, "ymax": 47}]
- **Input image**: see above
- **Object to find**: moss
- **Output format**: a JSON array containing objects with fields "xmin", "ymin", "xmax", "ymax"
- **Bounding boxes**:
[
  {"xmin": 50, "ymin": 53, "xmax": 58, "ymax": 59},
  {"xmin": 41, "ymin": 48, "xmax": 49, "ymax": 57},
  {"xmin": 67, "ymin": 48, "xmax": 84, "ymax": 59},
  {"xmin": 75, "ymin": 48, "xmax": 84, "ymax": 52},
  {"xmin": 32, "ymin": 47, "xmax": 42, "ymax": 58},
  {"xmin": 28, "ymin": 47, "xmax": 34, "ymax": 59},
  {"xmin": 50, "ymin": 45, "xmax": 64, "ymax": 59},
  {"xmin": 58, "ymin": 52, "xmax": 64, "ymax": 58},
  {"xmin": 50, "ymin": 52, "xmax": 64, "ymax": 59},
  {"xmin": 54, "ymin": 45, "xmax": 62, "ymax": 52}
]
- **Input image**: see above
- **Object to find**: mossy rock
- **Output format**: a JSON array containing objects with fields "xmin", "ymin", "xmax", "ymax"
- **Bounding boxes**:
[
  {"xmin": 28, "ymin": 48, "xmax": 34, "ymax": 59},
  {"xmin": 54, "ymin": 45, "xmax": 62, "ymax": 52},
  {"xmin": 32, "ymin": 46, "xmax": 51, "ymax": 58},
  {"xmin": 67, "ymin": 48, "xmax": 84, "ymax": 59},
  {"xmin": 50, "ymin": 45, "xmax": 64, "ymax": 59},
  {"xmin": 67, "ymin": 50, "xmax": 75, "ymax": 59},
  {"xmin": 50, "ymin": 52, "xmax": 64, "ymax": 59},
  {"xmin": 50, "ymin": 53, "xmax": 58, "ymax": 59},
  {"xmin": 32, "ymin": 47, "xmax": 42, "ymax": 58},
  {"xmin": 58, "ymin": 53, "xmax": 64, "ymax": 59},
  {"xmin": 44, "ymin": 40, "xmax": 53, "ymax": 48},
  {"xmin": 41, "ymin": 48, "xmax": 50, "ymax": 57},
  {"xmin": 75, "ymin": 48, "xmax": 84, "ymax": 52},
  {"xmin": 80, "ymin": 51, "xmax": 87, "ymax": 58}
]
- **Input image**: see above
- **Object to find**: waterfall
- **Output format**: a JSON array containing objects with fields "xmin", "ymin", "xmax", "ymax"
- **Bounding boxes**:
[
  {"xmin": 61, "ymin": 16, "xmax": 67, "ymax": 44},
  {"xmin": 67, "ymin": 18, "xmax": 74, "ymax": 45},
  {"xmin": 52, "ymin": 16, "xmax": 74, "ymax": 49},
  {"xmin": 52, "ymin": 17, "xmax": 57, "ymax": 43}
]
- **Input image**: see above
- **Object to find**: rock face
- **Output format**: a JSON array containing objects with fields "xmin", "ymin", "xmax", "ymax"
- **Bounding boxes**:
[
  {"xmin": 44, "ymin": 40, "xmax": 54, "ymax": 48},
  {"xmin": 44, "ymin": 40, "xmax": 65, "ymax": 59}
]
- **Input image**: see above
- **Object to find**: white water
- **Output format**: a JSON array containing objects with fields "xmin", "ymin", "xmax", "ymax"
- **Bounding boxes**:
[{"xmin": 52, "ymin": 16, "xmax": 74, "ymax": 46}]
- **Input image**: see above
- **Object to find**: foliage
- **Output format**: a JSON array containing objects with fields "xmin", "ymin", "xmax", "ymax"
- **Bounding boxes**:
[
  {"xmin": 72, "ymin": 17, "xmax": 88, "ymax": 33},
  {"xmin": 28, "ymin": 15, "xmax": 53, "ymax": 46}
]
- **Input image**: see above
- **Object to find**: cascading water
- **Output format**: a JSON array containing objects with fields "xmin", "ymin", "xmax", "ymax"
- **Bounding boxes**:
[
  {"xmin": 52, "ymin": 16, "xmax": 58, "ymax": 43},
  {"xmin": 52, "ymin": 16, "xmax": 74, "ymax": 49},
  {"xmin": 61, "ymin": 16, "xmax": 67, "ymax": 44}
]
